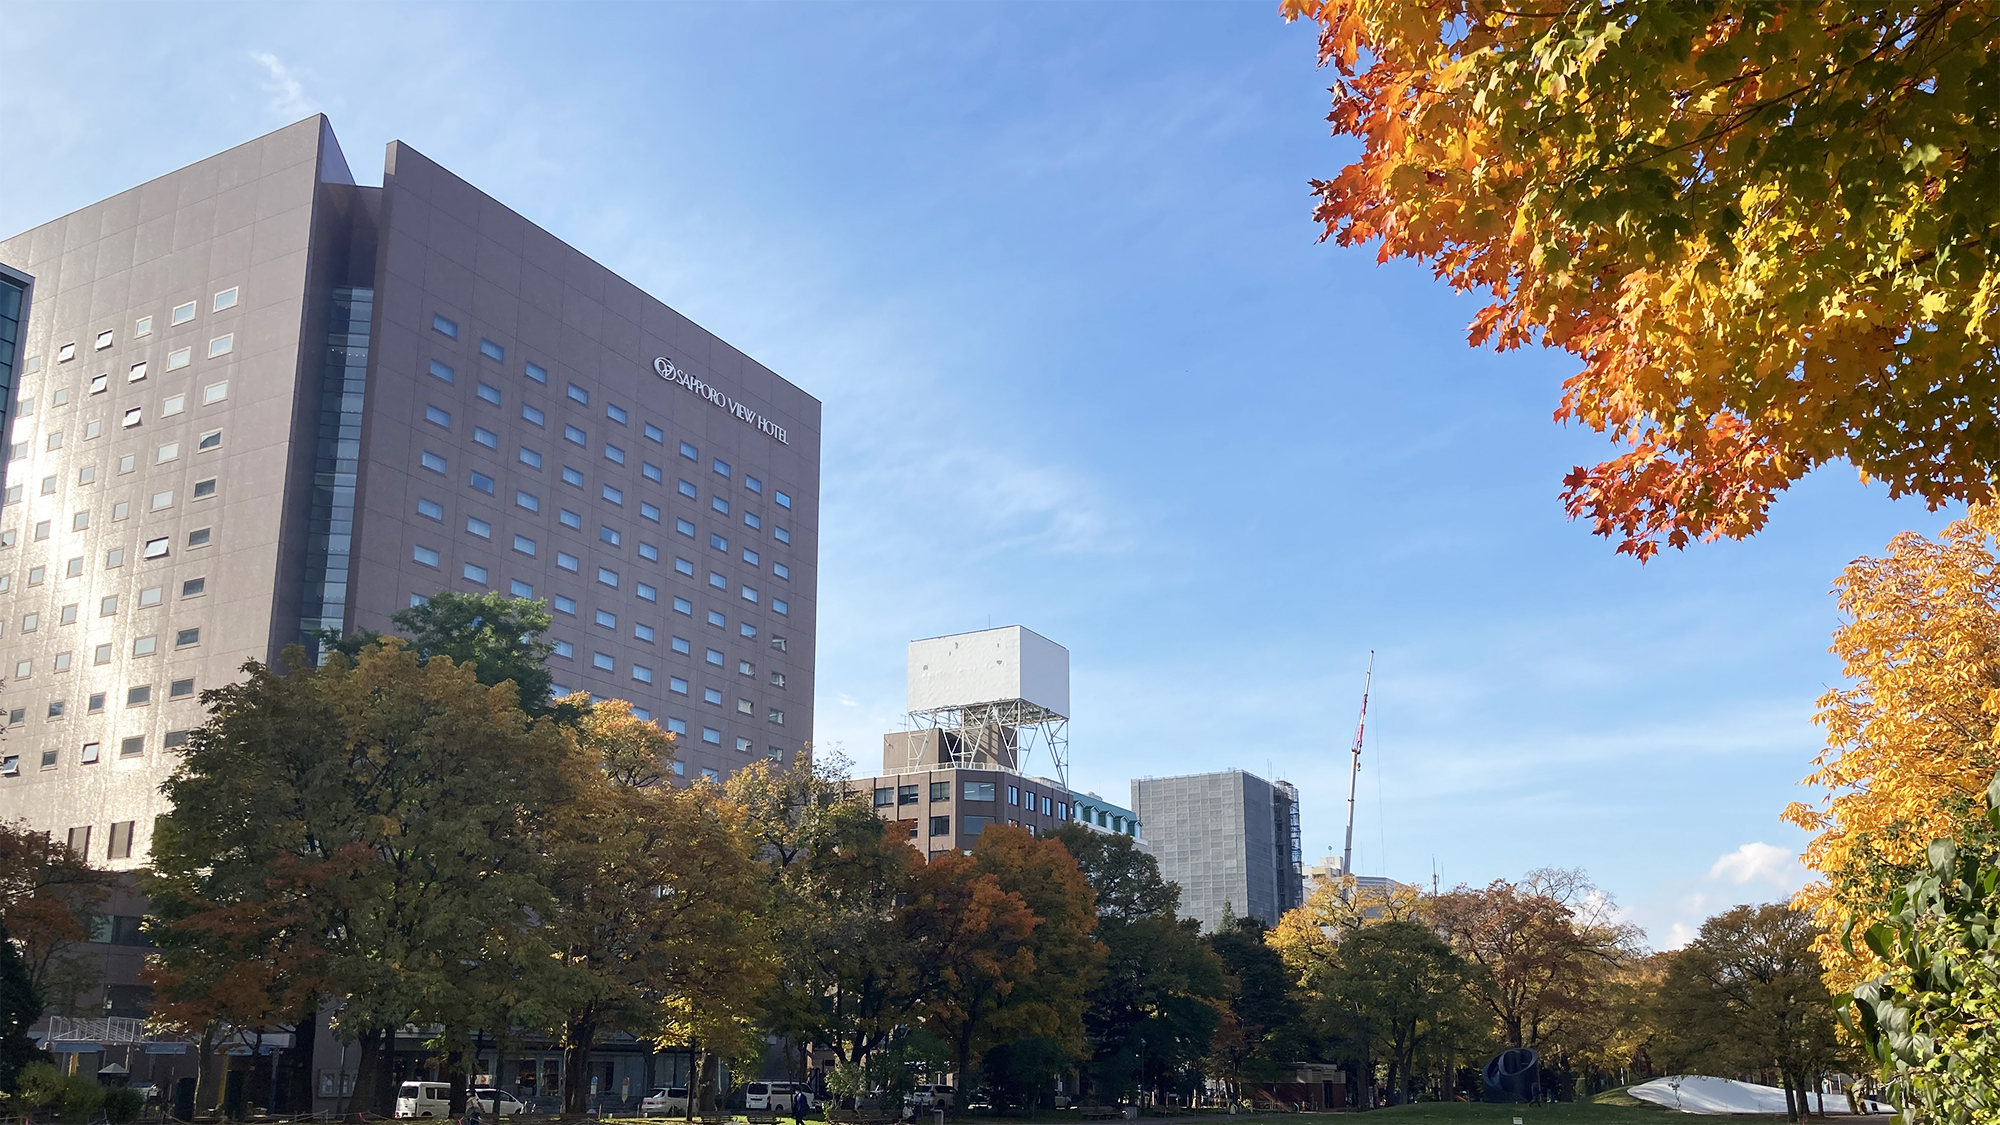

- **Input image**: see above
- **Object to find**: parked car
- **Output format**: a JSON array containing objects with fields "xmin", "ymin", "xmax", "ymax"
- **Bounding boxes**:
[
  {"xmin": 746, "ymin": 1082, "xmax": 816, "ymax": 1112},
  {"xmin": 641, "ymin": 1087, "xmax": 691, "ymax": 1116},
  {"xmin": 906, "ymin": 1085, "xmax": 954, "ymax": 1111},
  {"xmin": 472, "ymin": 1089, "xmax": 529, "ymax": 1116},
  {"xmin": 395, "ymin": 1082, "xmax": 452, "ymax": 1118}
]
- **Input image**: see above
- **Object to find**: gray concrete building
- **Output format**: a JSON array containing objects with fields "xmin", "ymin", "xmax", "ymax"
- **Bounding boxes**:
[
  {"xmin": 0, "ymin": 116, "xmax": 821, "ymax": 872},
  {"xmin": 1132, "ymin": 769, "xmax": 1303, "ymax": 932}
]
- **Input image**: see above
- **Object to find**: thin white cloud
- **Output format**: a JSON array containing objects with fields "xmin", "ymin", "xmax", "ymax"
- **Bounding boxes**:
[
  {"xmin": 1710, "ymin": 841, "xmax": 1804, "ymax": 888},
  {"xmin": 251, "ymin": 51, "xmax": 315, "ymax": 120},
  {"xmin": 1665, "ymin": 922, "xmax": 1696, "ymax": 950}
]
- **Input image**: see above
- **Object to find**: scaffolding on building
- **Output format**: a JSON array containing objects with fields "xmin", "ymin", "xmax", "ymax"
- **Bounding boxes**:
[{"xmin": 893, "ymin": 697, "xmax": 1070, "ymax": 792}]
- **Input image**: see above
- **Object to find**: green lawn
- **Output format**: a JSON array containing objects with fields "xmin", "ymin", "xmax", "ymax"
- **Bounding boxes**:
[{"xmin": 1338, "ymin": 1102, "xmax": 1721, "ymax": 1124}]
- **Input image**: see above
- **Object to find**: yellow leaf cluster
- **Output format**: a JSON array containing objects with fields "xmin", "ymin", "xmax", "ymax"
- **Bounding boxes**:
[
  {"xmin": 1786, "ymin": 504, "xmax": 2000, "ymax": 986},
  {"xmin": 1283, "ymin": 1, "xmax": 2000, "ymax": 558}
]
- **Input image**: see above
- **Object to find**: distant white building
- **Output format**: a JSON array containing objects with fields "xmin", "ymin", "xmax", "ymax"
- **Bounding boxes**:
[{"xmin": 1071, "ymin": 791, "xmax": 1146, "ymax": 850}]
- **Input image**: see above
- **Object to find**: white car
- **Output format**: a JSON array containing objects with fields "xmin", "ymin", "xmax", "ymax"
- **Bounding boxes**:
[
  {"xmin": 472, "ymin": 1089, "xmax": 528, "ymax": 1116},
  {"xmin": 395, "ymin": 1082, "xmax": 451, "ymax": 1118},
  {"xmin": 642, "ymin": 1088, "xmax": 690, "ymax": 1116},
  {"xmin": 746, "ymin": 1083, "xmax": 815, "ymax": 1111}
]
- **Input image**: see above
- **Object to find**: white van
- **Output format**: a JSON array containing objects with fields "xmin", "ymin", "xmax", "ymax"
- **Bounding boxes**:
[
  {"xmin": 745, "ymin": 1082, "xmax": 814, "ymax": 1111},
  {"xmin": 395, "ymin": 1082, "xmax": 452, "ymax": 1118}
]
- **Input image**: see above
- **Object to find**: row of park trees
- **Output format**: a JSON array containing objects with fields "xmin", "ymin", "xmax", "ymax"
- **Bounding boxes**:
[{"xmin": 0, "ymin": 589, "xmax": 1851, "ymax": 1117}]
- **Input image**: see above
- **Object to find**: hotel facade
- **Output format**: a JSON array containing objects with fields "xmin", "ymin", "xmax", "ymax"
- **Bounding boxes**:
[{"xmin": 0, "ymin": 116, "xmax": 821, "ymax": 870}]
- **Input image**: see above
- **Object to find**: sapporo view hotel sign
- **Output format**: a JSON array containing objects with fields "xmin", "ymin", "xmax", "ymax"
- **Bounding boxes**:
[{"xmin": 655, "ymin": 356, "xmax": 790, "ymax": 445}]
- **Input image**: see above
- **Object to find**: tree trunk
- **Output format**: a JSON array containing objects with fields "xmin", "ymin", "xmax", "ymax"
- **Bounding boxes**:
[
  {"xmin": 194, "ymin": 1024, "xmax": 223, "ymax": 1117},
  {"xmin": 563, "ymin": 1017, "xmax": 597, "ymax": 1116},
  {"xmin": 1781, "ymin": 1067, "xmax": 1798, "ymax": 1123},
  {"xmin": 286, "ymin": 1005, "xmax": 319, "ymax": 1114},
  {"xmin": 349, "ymin": 1027, "xmax": 387, "ymax": 1119},
  {"xmin": 448, "ymin": 1043, "xmax": 468, "ymax": 1116}
]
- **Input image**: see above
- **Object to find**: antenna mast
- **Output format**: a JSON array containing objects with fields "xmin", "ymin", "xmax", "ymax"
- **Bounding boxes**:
[{"xmin": 1340, "ymin": 652, "xmax": 1374, "ymax": 895}]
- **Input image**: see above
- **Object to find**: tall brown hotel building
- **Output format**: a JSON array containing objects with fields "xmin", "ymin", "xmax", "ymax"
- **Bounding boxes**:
[{"xmin": 0, "ymin": 117, "xmax": 822, "ymax": 868}]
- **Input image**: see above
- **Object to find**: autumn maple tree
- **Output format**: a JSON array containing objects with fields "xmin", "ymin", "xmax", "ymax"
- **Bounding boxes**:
[
  {"xmin": 1284, "ymin": 1, "xmax": 2000, "ymax": 557},
  {"xmin": 1785, "ymin": 505, "xmax": 2000, "ymax": 983}
]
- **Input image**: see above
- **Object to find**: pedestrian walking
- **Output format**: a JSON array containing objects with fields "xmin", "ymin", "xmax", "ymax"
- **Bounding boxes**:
[{"xmin": 793, "ymin": 1089, "xmax": 809, "ymax": 1125}]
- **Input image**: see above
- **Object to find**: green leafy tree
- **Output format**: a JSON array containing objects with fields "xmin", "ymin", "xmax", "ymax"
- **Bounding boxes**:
[
  {"xmin": 0, "ymin": 919, "xmax": 41, "ymax": 1093},
  {"xmin": 1205, "ymin": 918, "xmax": 1305, "ymax": 1099},
  {"xmin": 0, "ymin": 822, "xmax": 115, "ymax": 1015},
  {"xmin": 545, "ymin": 700, "xmax": 772, "ymax": 1113},
  {"xmin": 147, "ymin": 641, "xmax": 569, "ymax": 1116},
  {"xmin": 1658, "ymin": 904, "xmax": 1843, "ymax": 1123},
  {"xmin": 1317, "ymin": 921, "xmax": 1486, "ymax": 1105},
  {"xmin": 1053, "ymin": 825, "xmax": 1226, "ymax": 1104},
  {"xmin": 1849, "ymin": 771, "xmax": 2000, "ymax": 1121},
  {"xmin": 390, "ymin": 590, "xmax": 558, "ymax": 712}
]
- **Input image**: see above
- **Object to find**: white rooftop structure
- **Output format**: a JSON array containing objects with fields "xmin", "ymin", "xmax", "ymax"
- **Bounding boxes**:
[{"xmin": 908, "ymin": 626, "xmax": 1069, "ymax": 717}]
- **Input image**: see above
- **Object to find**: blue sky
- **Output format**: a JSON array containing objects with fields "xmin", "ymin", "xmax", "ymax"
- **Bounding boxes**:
[{"xmin": 1, "ymin": 2, "xmax": 1954, "ymax": 947}]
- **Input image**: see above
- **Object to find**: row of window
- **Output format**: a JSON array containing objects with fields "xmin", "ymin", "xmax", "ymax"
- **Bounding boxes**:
[
  {"xmin": 5, "ymin": 676, "xmax": 198, "ymax": 726},
  {"xmin": 874, "ymin": 780, "xmax": 1065, "ymax": 816},
  {"xmin": 412, "ymin": 542, "xmax": 791, "ymax": 613},
  {"xmin": 25, "ymin": 286, "xmax": 242, "ymax": 374},
  {"xmin": 0, "ymin": 728, "xmax": 188, "ymax": 779},
  {"xmin": 16, "ymin": 373, "xmax": 229, "ymax": 424},
  {"xmin": 427, "ymin": 312, "xmax": 798, "ymax": 507},
  {"xmin": 10, "ymin": 385, "xmax": 229, "ymax": 464},
  {"xmin": 418, "ymin": 490, "xmax": 792, "ymax": 574},
  {"xmin": 9, "ymin": 623, "xmax": 203, "ymax": 679},
  {"xmin": 0, "ymin": 524, "xmax": 212, "ymax": 576}
]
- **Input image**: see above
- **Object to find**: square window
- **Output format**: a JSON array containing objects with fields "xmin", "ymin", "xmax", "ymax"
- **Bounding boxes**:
[
  {"xmin": 743, "ymin": 548, "xmax": 759, "ymax": 566},
  {"xmin": 769, "ymin": 709, "xmax": 785, "ymax": 725},
  {"xmin": 642, "ymin": 461, "xmax": 662, "ymax": 483},
  {"xmin": 591, "ymin": 652, "xmax": 614, "ymax": 671},
  {"xmin": 704, "ymin": 688, "xmax": 723, "ymax": 704},
  {"xmin": 675, "ymin": 558, "xmax": 694, "ymax": 576},
  {"xmin": 80, "ymin": 742, "xmax": 99, "ymax": 764},
  {"xmin": 100, "ymin": 595, "xmax": 118, "ymax": 616},
  {"xmin": 89, "ymin": 374, "xmax": 108, "ymax": 395},
  {"xmin": 712, "ymin": 497, "xmax": 730, "ymax": 515},
  {"xmin": 639, "ymin": 542, "xmax": 659, "ymax": 562},
  {"xmin": 525, "ymin": 361, "xmax": 548, "ymax": 384},
  {"xmin": 132, "ymin": 635, "xmax": 157, "ymax": 657},
  {"xmin": 597, "ymin": 567, "xmax": 618, "ymax": 588},
  {"xmin": 736, "ymin": 736, "xmax": 752, "ymax": 752},
  {"xmin": 19, "ymin": 612, "xmax": 35, "ymax": 632},
  {"xmin": 670, "ymin": 676, "xmax": 689, "ymax": 695},
  {"xmin": 516, "ymin": 490, "xmax": 540, "ymax": 512},
  {"xmin": 469, "ymin": 472, "xmax": 495, "ymax": 494},
  {"xmin": 77, "ymin": 466, "xmax": 95, "ymax": 484},
  {"xmin": 604, "ymin": 444, "xmax": 625, "ymax": 465},
  {"xmin": 644, "ymin": 423, "xmax": 664, "ymax": 443},
  {"xmin": 742, "ymin": 586, "xmax": 759, "ymax": 603},
  {"xmin": 162, "ymin": 393, "xmax": 185, "ymax": 415},
  {"xmin": 87, "ymin": 693, "xmax": 105, "ymax": 713},
  {"xmin": 740, "ymin": 622, "xmax": 757, "ymax": 638},
  {"xmin": 28, "ymin": 566, "xmax": 43, "ymax": 585},
  {"xmin": 775, "ymin": 526, "xmax": 791, "ymax": 544},
  {"xmin": 480, "ymin": 338, "xmax": 505, "ymax": 361},
  {"xmin": 129, "ymin": 685, "xmax": 152, "ymax": 706},
  {"xmin": 522, "ymin": 404, "xmax": 545, "ymax": 426},
  {"xmin": 709, "ymin": 573, "xmax": 726, "ymax": 590},
  {"xmin": 513, "ymin": 534, "xmax": 537, "ymax": 556},
  {"xmin": 773, "ymin": 598, "xmax": 789, "ymax": 616},
  {"xmin": 207, "ymin": 334, "xmax": 233, "ymax": 358},
  {"xmin": 477, "ymin": 382, "xmax": 501, "ymax": 406},
  {"xmin": 566, "ymin": 382, "xmax": 589, "ymax": 405},
  {"xmin": 433, "ymin": 314, "xmax": 459, "ymax": 339},
  {"xmin": 170, "ymin": 678, "xmax": 194, "ymax": 699},
  {"xmin": 203, "ymin": 380, "xmax": 228, "ymax": 404},
  {"xmin": 560, "ymin": 509, "xmax": 582, "ymax": 530},
  {"xmin": 713, "ymin": 459, "xmax": 731, "ymax": 478},
  {"xmin": 198, "ymin": 430, "xmax": 222, "ymax": 451},
  {"xmin": 554, "ymin": 595, "xmax": 577, "ymax": 615},
  {"xmin": 430, "ymin": 360, "xmax": 456, "ymax": 383},
  {"xmin": 602, "ymin": 484, "xmax": 623, "ymax": 505},
  {"xmin": 172, "ymin": 301, "xmax": 197, "ymax": 325},
  {"xmin": 599, "ymin": 526, "xmax": 621, "ymax": 546},
  {"xmin": 130, "ymin": 360, "xmax": 149, "ymax": 382},
  {"xmin": 93, "ymin": 644, "xmax": 111, "ymax": 665},
  {"xmin": 636, "ymin": 582, "xmax": 657, "ymax": 602},
  {"xmin": 595, "ymin": 610, "xmax": 617, "ymax": 629},
  {"xmin": 188, "ymin": 528, "xmax": 211, "ymax": 547},
  {"xmin": 711, "ymin": 533, "xmax": 728, "ymax": 552},
  {"xmin": 510, "ymin": 580, "xmax": 533, "ymax": 598},
  {"xmin": 120, "ymin": 736, "xmax": 144, "ymax": 757},
  {"xmin": 167, "ymin": 347, "xmax": 191, "ymax": 371},
  {"xmin": 519, "ymin": 447, "xmax": 543, "ymax": 468},
  {"xmin": 155, "ymin": 442, "xmax": 180, "ymax": 464},
  {"xmin": 679, "ymin": 441, "xmax": 698, "ymax": 461},
  {"xmin": 135, "ymin": 315, "xmax": 153, "ymax": 337},
  {"xmin": 45, "ymin": 432, "xmax": 62, "ymax": 451},
  {"xmin": 417, "ymin": 498, "xmax": 444, "ymax": 521},
  {"xmin": 466, "ymin": 517, "xmax": 492, "ymax": 538},
  {"xmin": 634, "ymin": 623, "xmax": 655, "ymax": 642},
  {"xmin": 414, "ymin": 545, "xmax": 441, "ymax": 568},
  {"xmin": 59, "ymin": 602, "xmax": 77, "ymax": 623},
  {"xmin": 705, "ymin": 648, "xmax": 724, "ymax": 667},
  {"xmin": 425, "ymin": 405, "xmax": 452, "ymax": 429},
  {"xmin": 737, "ymin": 698, "xmax": 753, "ymax": 715},
  {"xmin": 562, "ymin": 466, "xmax": 584, "ymax": 488},
  {"xmin": 640, "ymin": 502, "xmax": 660, "ymax": 522},
  {"xmin": 672, "ymin": 636, "xmax": 692, "ymax": 655},
  {"xmin": 473, "ymin": 427, "xmax": 497, "ymax": 449},
  {"xmin": 677, "ymin": 518, "xmax": 695, "ymax": 537},
  {"xmin": 463, "ymin": 563, "xmax": 488, "ymax": 584},
  {"xmin": 565, "ymin": 424, "xmax": 587, "ymax": 446},
  {"xmin": 58, "ymin": 342, "xmax": 77, "ymax": 362},
  {"xmin": 774, "ymin": 562, "xmax": 790, "ymax": 580},
  {"xmin": 745, "ymin": 475, "xmax": 763, "ymax": 494},
  {"xmin": 193, "ymin": 479, "xmax": 216, "ymax": 499},
  {"xmin": 674, "ymin": 597, "xmax": 693, "ymax": 615},
  {"xmin": 679, "ymin": 480, "xmax": 698, "ymax": 500},
  {"xmin": 776, "ymin": 490, "xmax": 793, "ymax": 509},
  {"xmin": 556, "ymin": 552, "xmax": 579, "ymax": 573},
  {"xmin": 150, "ymin": 490, "xmax": 174, "ymax": 511},
  {"xmin": 421, "ymin": 451, "xmax": 447, "ymax": 474},
  {"xmin": 142, "ymin": 586, "xmax": 165, "ymax": 607},
  {"xmin": 632, "ymin": 665, "xmax": 653, "ymax": 684},
  {"xmin": 12, "ymin": 661, "xmax": 27, "ymax": 679},
  {"xmin": 181, "ymin": 577, "xmax": 205, "ymax": 597},
  {"xmin": 213, "ymin": 286, "xmax": 239, "ymax": 311}
]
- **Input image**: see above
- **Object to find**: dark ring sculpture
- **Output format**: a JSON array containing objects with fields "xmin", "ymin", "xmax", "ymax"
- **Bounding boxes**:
[{"xmin": 1483, "ymin": 1047, "xmax": 1539, "ymax": 1103}]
